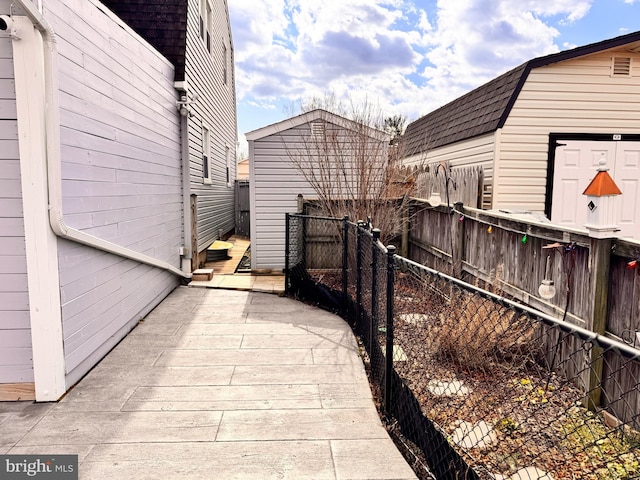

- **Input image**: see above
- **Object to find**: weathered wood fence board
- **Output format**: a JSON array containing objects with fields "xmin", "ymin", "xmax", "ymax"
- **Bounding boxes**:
[{"xmin": 406, "ymin": 199, "xmax": 640, "ymax": 421}]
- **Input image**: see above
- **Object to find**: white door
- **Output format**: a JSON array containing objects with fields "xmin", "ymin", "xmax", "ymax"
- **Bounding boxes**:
[{"xmin": 551, "ymin": 141, "xmax": 640, "ymax": 239}]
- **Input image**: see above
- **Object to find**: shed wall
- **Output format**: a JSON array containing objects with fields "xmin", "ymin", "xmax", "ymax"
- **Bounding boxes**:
[
  {"xmin": 401, "ymin": 133, "xmax": 495, "ymax": 207},
  {"xmin": 250, "ymin": 124, "xmax": 318, "ymax": 270},
  {"xmin": 497, "ymin": 49, "xmax": 640, "ymax": 212},
  {"xmin": 185, "ymin": 0, "xmax": 237, "ymax": 252},
  {"xmin": 0, "ymin": 23, "xmax": 32, "ymax": 384},
  {"xmin": 45, "ymin": 0, "xmax": 182, "ymax": 385}
]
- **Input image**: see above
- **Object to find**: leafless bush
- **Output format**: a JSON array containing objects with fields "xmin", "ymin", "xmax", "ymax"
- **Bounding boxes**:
[{"xmin": 284, "ymin": 96, "xmax": 417, "ymax": 244}]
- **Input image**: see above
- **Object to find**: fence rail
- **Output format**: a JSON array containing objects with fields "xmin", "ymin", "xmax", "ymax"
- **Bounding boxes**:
[{"xmin": 285, "ymin": 213, "xmax": 640, "ymax": 480}]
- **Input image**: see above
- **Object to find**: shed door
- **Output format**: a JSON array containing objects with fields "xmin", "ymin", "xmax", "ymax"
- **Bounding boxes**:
[{"xmin": 552, "ymin": 141, "xmax": 640, "ymax": 239}]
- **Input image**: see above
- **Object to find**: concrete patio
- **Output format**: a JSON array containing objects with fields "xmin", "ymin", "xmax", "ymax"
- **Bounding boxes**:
[{"xmin": 0, "ymin": 286, "xmax": 417, "ymax": 479}]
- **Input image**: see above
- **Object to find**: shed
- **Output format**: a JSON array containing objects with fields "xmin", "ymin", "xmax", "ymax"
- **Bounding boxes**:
[
  {"xmin": 246, "ymin": 109, "xmax": 388, "ymax": 270},
  {"xmin": 401, "ymin": 31, "xmax": 640, "ymax": 238}
]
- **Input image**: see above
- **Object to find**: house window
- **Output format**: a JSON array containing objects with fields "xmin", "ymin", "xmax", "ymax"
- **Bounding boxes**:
[
  {"xmin": 612, "ymin": 57, "xmax": 631, "ymax": 76},
  {"xmin": 200, "ymin": 0, "xmax": 212, "ymax": 52},
  {"xmin": 223, "ymin": 44, "xmax": 228, "ymax": 85},
  {"xmin": 206, "ymin": 1, "xmax": 212, "ymax": 53},
  {"xmin": 199, "ymin": 0, "xmax": 206, "ymax": 40},
  {"xmin": 226, "ymin": 145, "xmax": 232, "ymax": 187},
  {"xmin": 202, "ymin": 126, "xmax": 211, "ymax": 183}
]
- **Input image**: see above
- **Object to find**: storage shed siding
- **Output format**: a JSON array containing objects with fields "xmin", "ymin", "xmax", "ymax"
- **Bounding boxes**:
[
  {"xmin": 497, "ymin": 49, "xmax": 640, "ymax": 212},
  {"xmin": 0, "ymin": 29, "xmax": 32, "ymax": 384},
  {"xmin": 46, "ymin": 0, "xmax": 182, "ymax": 385},
  {"xmin": 402, "ymin": 133, "xmax": 495, "ymax": 206},
  {"xmin": 250, "ymin": 125, "xmax": 318, "ymax": 269},
  {"xmin": 185, "ymin": 0, "xmax": 237, "ymax": 252}
]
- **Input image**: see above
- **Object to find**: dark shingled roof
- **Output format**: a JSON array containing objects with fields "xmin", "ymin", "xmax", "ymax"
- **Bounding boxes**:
[
  {"xmin": 402, "ymin": 30, "xmax": 640, "ymax": 157},
  {"xmin": 100, "ymin": 0, "xmax": 188, "ymax": 82}
]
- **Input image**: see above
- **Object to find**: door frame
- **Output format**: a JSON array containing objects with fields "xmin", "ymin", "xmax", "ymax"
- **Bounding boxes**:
[{"xmin": 545, "ymin": 133, "xmax": 640, "ymax": 219}]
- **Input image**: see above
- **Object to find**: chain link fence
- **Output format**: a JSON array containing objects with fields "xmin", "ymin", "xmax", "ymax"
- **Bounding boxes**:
[{"xmin": 285, "ymin": 213, "xmax": 640, "ymax": 480}]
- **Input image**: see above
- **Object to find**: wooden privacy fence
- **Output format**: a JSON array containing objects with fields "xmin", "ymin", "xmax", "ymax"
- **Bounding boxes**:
[
  {"xmin": 405, "ymin": 198, "xmax": 640, "ymax": 418},
  {"xmin": 388, "ymin": 164, "xmax": 484, "ymax": 208}
]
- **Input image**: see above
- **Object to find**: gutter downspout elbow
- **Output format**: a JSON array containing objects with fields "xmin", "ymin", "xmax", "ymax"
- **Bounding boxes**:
[{"xmin": 16, "ymin": 0, "xmax": 191, "ymax": 280}]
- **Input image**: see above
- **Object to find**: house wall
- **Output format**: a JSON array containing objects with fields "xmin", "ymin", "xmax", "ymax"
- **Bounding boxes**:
[
  {"xmin": 0, "ymin": 25, "xmax": 32, "ymax": 384},
  {"xmin": 44, "ymin": 0, "xmax": 182, "ymax": 385},
  {"xmin": 401, "ymin": 133, "xmax": 496, "ymax": 208},
  {"xmin": 496, "ymin": 48, "xmax": 640, "ymax": 212},
  {"xmin": 185, "ymin": 0, "xmax": 237, "ymax": 254}
]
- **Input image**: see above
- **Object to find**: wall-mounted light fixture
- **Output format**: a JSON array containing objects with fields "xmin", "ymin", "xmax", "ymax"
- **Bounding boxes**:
[{"xmin": 176, "ymin": 94, "xmax": 198, "ymax": 117}]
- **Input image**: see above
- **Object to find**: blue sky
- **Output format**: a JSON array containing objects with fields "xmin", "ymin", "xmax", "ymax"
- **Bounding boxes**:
[{"xmin": 228, "ymin": 0, "xmax": 639, "ymax": 156}]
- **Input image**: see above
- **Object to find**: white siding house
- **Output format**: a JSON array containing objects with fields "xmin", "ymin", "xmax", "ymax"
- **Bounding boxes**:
[
  {"xmin": 246, "ymin": 109, "xmax": 388, "ymax": 270},
  {"xmin": 103, "ymin": 0, "xmax": 238, "ymax": 269},
  {"xmin": 0, "ymin": 0, "xmax": 190, "ymax": 401},
  {"xmin": 0, "ymin": 23, "xmax": 31, "ymax": 389},
  {"xmin": 401, "ymin": 31, "xmax": 640, "ymax": 237}
]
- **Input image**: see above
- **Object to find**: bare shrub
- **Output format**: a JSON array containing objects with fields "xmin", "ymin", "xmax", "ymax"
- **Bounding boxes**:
[
  {"xmin": 284, "ymin": 96, "xmax": 417, "ymax": 244},
  {"xmin": 429, "ymin": 267, "xmax": 536, "ymax": 370}
]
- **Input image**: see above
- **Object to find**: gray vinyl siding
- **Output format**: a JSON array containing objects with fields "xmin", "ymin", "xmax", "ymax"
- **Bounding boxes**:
[
  {"xmin": 0, "ymin": 28, "xmax": 32, "ymax": 384},
  {"xmin": 185, "ymin": 0, "xmax": 237, "ymax": 252},
  {"xmin": 250, "ymin": 118, "xmax": 386, "ymax": 270},
  {"xmin": 251, "ymin": 124, "xmax": 318, "ymax": 269},
  {"xmin": 44, "ymin": 0, "xmax": 182, "ymax": 385}
]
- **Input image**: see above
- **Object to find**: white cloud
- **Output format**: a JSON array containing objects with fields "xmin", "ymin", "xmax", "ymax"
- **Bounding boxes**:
[{"xmin": 229, "ymin": 0, "xmax": 597, "ymax": 127}]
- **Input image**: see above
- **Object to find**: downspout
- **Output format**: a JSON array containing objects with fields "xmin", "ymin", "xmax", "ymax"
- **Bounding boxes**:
[
  {"xmin": 178, "ymin": 103, "xmax": 193, "ymax": 274},
  {"xmin": 15, "ymin": 1, "xmax": 190, "ymax": 279}
]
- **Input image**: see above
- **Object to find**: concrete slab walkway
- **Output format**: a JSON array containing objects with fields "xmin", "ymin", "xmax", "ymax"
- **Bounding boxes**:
[{"xmin": 1, "ymin": 287, "xmax": 417, "ymax": 479}]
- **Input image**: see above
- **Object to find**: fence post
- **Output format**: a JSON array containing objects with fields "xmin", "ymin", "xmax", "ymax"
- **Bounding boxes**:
[
  {"xmin": 356, "ymin": 221, "xmax": 365, "ymax": 328},
  {"xmin": 342, "ymin": 216, "xmax": 349, "ymax": 313},
  {"xmin": 451, "ymin": 201, "xmax": 465, "ymax": 278},
  {"xmin": 370, "ymin": 229, "xmax": 381, "ymax": 353},
  {"xmin": 285, "ymin": 213, "xmax": 290, "ymax": 294},
  {"xmin": 586, "ymin": 236, "xmax": 612, "ymax": 411},
  {"xmin": 384, "ymin": 245, "xmax": 396, "ymax": 416},
  {"xmin": 400, "ymin": 196, "xmax": 409, "ymax": 258}
]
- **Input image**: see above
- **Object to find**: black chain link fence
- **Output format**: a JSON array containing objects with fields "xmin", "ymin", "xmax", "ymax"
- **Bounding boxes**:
[{"xmin": 285, "ymin": 213, "xmax": 640, "ymax": 480}]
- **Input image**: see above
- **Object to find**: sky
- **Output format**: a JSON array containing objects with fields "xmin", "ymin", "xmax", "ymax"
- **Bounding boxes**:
[{"xmin": 228, "ymin": 0, "xmax": 639, "ymax": 157}]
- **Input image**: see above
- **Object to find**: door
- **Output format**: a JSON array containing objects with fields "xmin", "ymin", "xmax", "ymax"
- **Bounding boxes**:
[{"xmin": 552, "ymin": 141, "xmax": 640, "ymax": 239}]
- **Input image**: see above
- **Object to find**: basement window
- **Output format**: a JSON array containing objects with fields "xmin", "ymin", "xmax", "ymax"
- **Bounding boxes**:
[{"xmin": 612, "ymin": 57, "xmax": 631, "ymax": 76}]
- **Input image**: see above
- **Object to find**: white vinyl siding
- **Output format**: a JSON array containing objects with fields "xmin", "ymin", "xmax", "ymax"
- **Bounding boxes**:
[
  {"xmin": 45, "ymin": 0, "xmax": 182, "ymax": 385},
  {"xmin": 249, "ymin": 114, "xmax": 388, "ymax": 270},
  {"xmin": 250, "ymin": 124, "xmax": 319, "ymax": 270},
  {"xmin": 186, "ymin": 0, "xmax": 237, "ymax": 251},
  {"xmin": 497, "ymin": 49, "xmax": 640, "ymax": 212},
  {"xmin": 0, "ymin": 27, "xmax": 32, "ymax": 384},
  {"xmin": 402, "ymin": 133, "xmax": 496, "ymax": 208}
]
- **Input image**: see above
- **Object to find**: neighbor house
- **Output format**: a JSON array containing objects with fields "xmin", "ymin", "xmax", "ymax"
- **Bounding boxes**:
[
  {"xmin": 0, "ymin": 0, "xmax": 236, "ymax": 401},
  {"xmin": 401, "ymin": 31, "xmax": 640, "ymax": 238},
  {"xmin": 246, "ymin": 109, "xmax": 388, "ymax": 270},
  {"xmin": 102, "ymin": 0, "xmax": 238, "ymax": 269}
]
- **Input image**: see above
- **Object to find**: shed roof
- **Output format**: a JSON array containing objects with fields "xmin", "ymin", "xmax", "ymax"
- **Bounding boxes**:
[
  {"xmin": 245, "ymin": 109, "xmax": 389, "ymax": 142},
  {"xmin": 402, "ymin": 30, "xmax": 640, "ymax": 157},
  {"xmin": 100, "ymin": 0, "xmax": 188, "ymax": 82}
]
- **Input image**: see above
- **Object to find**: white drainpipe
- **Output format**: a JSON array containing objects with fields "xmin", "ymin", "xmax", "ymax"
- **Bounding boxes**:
[{"xmin": 14, "ymin": 1, "xmax": 191, "ymax": 279}]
